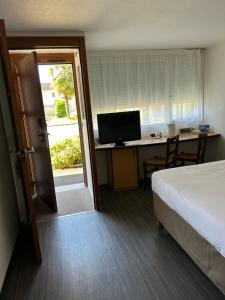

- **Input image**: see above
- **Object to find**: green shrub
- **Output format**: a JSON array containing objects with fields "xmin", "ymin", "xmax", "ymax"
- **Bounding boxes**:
[
  {"xmin": 50, "ymin": 137, "xmax": 82, "ymax": 169},
  {"xmin": 70, "ymin": 114, "xmax": 78, "ymax": 121},
  {"xmin": 54, "ymin": 99, "xmax": 66, "ymax": 118}
]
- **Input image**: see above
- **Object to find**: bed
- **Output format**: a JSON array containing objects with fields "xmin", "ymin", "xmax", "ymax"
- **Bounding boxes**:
[{"xmin": 151, "ymin": 160, "xmax": 225, "ymax": 295}]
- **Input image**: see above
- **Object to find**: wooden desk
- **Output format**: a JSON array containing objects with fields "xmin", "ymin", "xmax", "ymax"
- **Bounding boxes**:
[
  {"xmin": 95, "ymin": 132, "xmax": 220, "ymax": 191},
  {"xmin": 95, "ymin": 132, "xmax": 220, "ymax": 151}
]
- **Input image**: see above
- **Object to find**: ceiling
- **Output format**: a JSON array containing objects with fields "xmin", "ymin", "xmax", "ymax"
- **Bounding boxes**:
[{"xmin": 1, "ymin": 0, "xmax": 225, "ymax": 50}]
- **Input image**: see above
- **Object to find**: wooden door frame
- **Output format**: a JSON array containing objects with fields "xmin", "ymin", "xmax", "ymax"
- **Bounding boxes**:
[
  {"xmin": 0, "ymin": 20, "xmax": 42, "ymax": 263},
  {"xmin": 7, "ymin": 36, "xmax": 101, "ymax": 211}
]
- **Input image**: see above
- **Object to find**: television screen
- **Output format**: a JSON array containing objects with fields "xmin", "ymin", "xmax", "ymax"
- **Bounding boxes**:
[{"xmin": 97, "ymin": 111, "xmax": 141, "ymax": 145}]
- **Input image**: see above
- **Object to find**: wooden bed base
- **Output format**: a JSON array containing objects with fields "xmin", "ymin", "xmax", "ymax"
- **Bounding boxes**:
[{"xmin": 153, "ymin": 193, "xmax": 225, "ymax": 295}]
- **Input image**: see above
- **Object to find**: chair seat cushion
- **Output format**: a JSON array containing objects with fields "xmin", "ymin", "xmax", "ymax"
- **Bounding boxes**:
[
  {"xmin": 177, "ymin": 152, "xmax": 197, "ymax": 161},
  {"xmin": 144, "ymin": 157, "xmax": 172, "ymax": 167}
]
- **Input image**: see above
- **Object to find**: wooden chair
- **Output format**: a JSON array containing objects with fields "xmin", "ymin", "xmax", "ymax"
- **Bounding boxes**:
[
  {"xmin": 177, "ymin": 132, "xmax": 208, "ymax": 166},
  {"xmin": 143, "ymin": 135, "xmax": 179, "ymax": 190}
]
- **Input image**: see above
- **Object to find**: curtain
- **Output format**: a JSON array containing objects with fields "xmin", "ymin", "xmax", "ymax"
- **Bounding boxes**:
[{"xmin": 87, "ymin": 49, "xmax": 203, "ymax": 127}]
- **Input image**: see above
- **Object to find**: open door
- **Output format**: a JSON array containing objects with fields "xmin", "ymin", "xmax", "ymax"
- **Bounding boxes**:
[
  {"xmin": 15, "ymin": 52, "xmax": 57, "ymax": 212},
  {"xmin": 0, "ymin": 19, "xmax": 42, "ymax": 263},
  {"xmin": 73, "ymin": 49, "xmax": 101, "ymax": 209}
]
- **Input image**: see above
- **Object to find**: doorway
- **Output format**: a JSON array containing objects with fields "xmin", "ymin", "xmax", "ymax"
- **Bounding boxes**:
[
  {"xmin": 3, "ymin": 32, "xmax": 100, "ymax": 263},
  {"xmin": 37, "ymin": 60, "xmax": 94, "ymax": 220},
  {"xmin": 10, "ymin": 50, "xmax": 95, "ymax": 222}
]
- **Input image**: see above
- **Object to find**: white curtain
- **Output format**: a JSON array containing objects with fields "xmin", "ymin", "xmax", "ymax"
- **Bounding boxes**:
[{"xmin": 87, "ymin": 49, "xmax": 203, "ymax": 127}]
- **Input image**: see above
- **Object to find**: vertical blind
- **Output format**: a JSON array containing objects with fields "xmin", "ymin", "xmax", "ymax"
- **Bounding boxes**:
[{"xmin": 87, "ymin": 49, "xmax": 203, "ymax": 126}]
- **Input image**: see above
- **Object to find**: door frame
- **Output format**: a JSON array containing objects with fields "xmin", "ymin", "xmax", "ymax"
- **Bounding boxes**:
[
  {"xmin": 7, "ymin": 37, "xmax": 101, "ymax": 210},
  {"xmin": 0, "ymin": 20, "xmax": 42, "ymax": 263},
  {"xmin": 0, "ymin": 49, "xmax": 28, "ymax": 223}
]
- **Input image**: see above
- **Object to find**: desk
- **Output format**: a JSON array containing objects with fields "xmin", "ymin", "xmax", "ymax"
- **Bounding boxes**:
[
  {"xmin": 95, "ymin": 132, "xmax": 220, "ymax": 151},
  {"xmin": 95, "ymin": 133, "xmax": 220, "ymax": 191}
]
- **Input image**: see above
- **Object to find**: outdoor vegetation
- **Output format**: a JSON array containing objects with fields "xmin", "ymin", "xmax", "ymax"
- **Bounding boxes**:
[
  {"xmin": 54, "ymin": 99, "xmax": 67, "ymax": 118},
  {"xmin": 50, "ymin": 137, "xmax": 82, "ymax": 169},
  {"xmin": 70, "ymin": 113, "xmax": 78, "ymax": 121},
  {"xmin": 41, "ymin": 64, "xmax": 82, "ymax": 170},
  {"xmin": 49, "ymin": 65, "xmax": 75, "ymax": 118}
]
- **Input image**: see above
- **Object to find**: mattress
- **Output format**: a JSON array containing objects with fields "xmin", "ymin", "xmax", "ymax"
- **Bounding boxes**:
[{"xmin": 152, "ymin": 160, "xmax": 225, "ymax": 258}]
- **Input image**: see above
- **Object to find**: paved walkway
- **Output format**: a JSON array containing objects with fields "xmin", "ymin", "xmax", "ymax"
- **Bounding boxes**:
[
  {"xmin": 54, "ymin": 174, "xmax": 84, "ymax": 187},
  {"xmin": 53, "ymin": 167, "xmax": 83, "ymax": 177},
  {"xmin": 53, "ymin": 167, "xmax": 84, "ymax": 187}
]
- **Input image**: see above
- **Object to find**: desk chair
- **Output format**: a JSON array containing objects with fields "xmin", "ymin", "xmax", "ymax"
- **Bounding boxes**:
[
  {"xmin": 143, "ymin": 135, "xmax": 179, "ymax": 190},
  {"xmin": 177, "ymin": 132, "xmax": 208, "ymax": 166}
]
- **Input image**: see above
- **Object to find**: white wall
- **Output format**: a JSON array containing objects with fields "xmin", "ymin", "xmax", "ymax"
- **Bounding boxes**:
[
  {"xmin": 0, "ymin": 101, "xmax": 19, "ymax": 290},
  {"xmin": 204, "ymin": 41, "xmax": 225, "ymax": 161}
]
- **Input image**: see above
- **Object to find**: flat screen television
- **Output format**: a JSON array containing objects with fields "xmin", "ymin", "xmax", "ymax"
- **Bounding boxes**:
[{"xmin": 97, "ymin": 111, "xmax": 141, "ymax": 146}]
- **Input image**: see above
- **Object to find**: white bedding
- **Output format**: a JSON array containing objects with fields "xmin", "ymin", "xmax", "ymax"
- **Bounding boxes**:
[{"xmin": 152, "ymin": 160, "xmax": 225, "ymax": 258}]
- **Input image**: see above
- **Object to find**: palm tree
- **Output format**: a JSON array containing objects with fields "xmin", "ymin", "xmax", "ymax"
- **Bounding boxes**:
[{"xmin": 49, "ymin": 65, "xmax": 74, "ymax": 118}]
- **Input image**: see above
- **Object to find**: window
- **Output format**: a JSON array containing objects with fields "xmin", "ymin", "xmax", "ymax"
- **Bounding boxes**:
[{"xmin": 87, "ymin": 49, "xmax": 203, "ymax": 127}]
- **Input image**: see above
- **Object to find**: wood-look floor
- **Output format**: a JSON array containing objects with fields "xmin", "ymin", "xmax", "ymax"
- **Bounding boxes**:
[{"xmin": 1, "ymin": 187, "xmax": 224, "ymax": 300}]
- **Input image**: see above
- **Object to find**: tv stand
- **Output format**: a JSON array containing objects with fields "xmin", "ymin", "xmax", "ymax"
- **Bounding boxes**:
[{"xmin": 114, "ymin": 141, "xmax": 126, "ymax": 147}]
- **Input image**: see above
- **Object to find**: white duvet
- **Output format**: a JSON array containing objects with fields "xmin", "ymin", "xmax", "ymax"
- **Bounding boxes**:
[{"xmin": 152, "ymin": 160, "xmax": 225, "ymax": 258}]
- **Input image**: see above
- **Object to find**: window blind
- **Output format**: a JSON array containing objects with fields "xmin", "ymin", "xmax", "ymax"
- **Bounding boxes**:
[{"xmin": 87, "ymin": 49, "xmax": 203, "ymax": 127}]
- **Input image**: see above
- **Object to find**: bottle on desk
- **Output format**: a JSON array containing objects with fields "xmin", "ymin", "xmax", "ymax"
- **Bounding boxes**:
[{"xmin": 157, "ymin": 131, "xmax": 162, "ymax": 138}]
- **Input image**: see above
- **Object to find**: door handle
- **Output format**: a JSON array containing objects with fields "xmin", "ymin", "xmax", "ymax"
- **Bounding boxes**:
[
  {"xmin": 10, "ymin": 147, "xmax": 35, "ymax": 160},
  {"xmin": 10, "ymin": 149, "xmax": 26, "ymax": 160}
]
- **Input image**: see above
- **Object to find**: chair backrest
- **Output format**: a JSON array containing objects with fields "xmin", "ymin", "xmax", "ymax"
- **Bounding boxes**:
[
  {"xmin": 166, "ymin": 135, "xmax": 179, "ymax": 167},
  {"xmin": 196, "ymin": 132, "xmax": 208, "ymax": 163}
]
